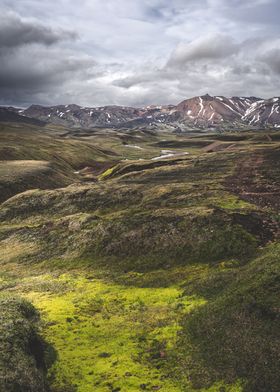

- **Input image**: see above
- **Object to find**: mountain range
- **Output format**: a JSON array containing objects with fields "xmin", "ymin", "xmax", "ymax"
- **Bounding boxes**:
[{"xmin": 1, "ymin": 94, "xmax": 280, "ymax": 130}]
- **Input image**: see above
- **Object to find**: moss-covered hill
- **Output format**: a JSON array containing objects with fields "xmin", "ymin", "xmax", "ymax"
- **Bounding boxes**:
[
  {"xmin": 0, "ymin": 122, "xmax": 119, "ymax": 203},
  {"xmin": 0, "ymin": 295, "xmax": 51, "ymax": 392},
  {"xmin": 0, "ymin": 129, "xmax": 279, "ymax": 392}
]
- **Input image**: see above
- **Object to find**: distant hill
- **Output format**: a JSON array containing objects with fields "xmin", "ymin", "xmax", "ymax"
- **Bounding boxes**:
[{"xmin": 0, "ymin": 107, "xmax": 46, "ymax": 126}]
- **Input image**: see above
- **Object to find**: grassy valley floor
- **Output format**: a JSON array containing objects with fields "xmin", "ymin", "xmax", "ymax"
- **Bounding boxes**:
[
  {"xmin": 1, "ymin": 264, "xmax": 244, "ymax": 392},
  {"xmin": 0, "ymin": 126, "xmax": 279, "ymax": 392}
]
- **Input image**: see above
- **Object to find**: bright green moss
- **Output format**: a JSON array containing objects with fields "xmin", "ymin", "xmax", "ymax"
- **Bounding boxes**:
[
  {"xmin": 0, "ymin": 264, "xmax": 246, "ymax": 392},
  {"xmin": 209, "ymin": 194, "xmax": 257, "ymax": 211},
  {"xmin": 23, "ymin": 273, "xmax": 205, "ymax": 391},
  {"xmin": 98, "ymin": 166, "xmax": 117, "ymax": 180}
]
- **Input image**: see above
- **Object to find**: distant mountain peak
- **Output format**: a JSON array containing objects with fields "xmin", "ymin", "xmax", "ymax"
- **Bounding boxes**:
[
  {"xmin": 2, "ymin": 95, "xmax": 280, "ymax": 130},
  {"xmin": 201, "ymin": 93, "xmax": 213, "ymax": 100}
]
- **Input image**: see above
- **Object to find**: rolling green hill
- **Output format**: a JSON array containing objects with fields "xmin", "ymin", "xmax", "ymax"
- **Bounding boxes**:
[{"xmin": 0, "ymin": 125, "xmax": 279, "ymax": 392}]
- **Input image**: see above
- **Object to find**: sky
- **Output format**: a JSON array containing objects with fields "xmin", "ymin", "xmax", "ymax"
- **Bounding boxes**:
[{"xmin": 1, "ymin": 0, "xmax": 280, "ymax": 107}]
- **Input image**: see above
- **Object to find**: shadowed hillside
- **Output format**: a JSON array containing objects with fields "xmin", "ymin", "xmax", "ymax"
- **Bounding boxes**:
[{"xmin": 0, "ymin": 295, "xmax": 53, "ymax": 392}]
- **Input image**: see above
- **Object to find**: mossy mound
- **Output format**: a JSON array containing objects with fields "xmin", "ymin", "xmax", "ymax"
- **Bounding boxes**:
[
  {"xmin": 0, "ymin": 206, "xmax": 258, "ymax": 272},
  {"xmin": 0, "ymin": 296, "xmax": 51, "ymax": 392},
  {"xmin": 0, "ymin": 160, "xmax": 75, "ymax": 203},
  {"xmin": 176, "ymin": 243, "xmax": 280, "ymax": 392},
  {"xmin": 0, "ymin": 123, "xmax": 119, "ymax": 202}
]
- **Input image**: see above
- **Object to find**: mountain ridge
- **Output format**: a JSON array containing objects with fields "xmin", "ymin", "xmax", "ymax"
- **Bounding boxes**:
[{"xmin": 2, "ymin": 94, "xmax": 280, "ymax": 130}]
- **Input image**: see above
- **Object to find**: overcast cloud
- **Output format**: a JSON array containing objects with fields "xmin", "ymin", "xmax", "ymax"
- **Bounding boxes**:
[{"xmin": 1, "ymin": 0, "xmax": 280, "ymax": 107}]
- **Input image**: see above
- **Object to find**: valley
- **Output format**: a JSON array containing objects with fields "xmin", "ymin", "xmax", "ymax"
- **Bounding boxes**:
[{"xmin": 0, "ymin": 120, "xmax": 279, "ymax": 392}]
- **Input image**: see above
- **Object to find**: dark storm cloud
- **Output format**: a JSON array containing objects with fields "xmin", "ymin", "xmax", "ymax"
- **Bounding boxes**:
[
  {"xmin": 1, "ymin": 0, "xmax": 280, "ymax": 106},
  {"xmin": 0, "ymin": 11, "xmax": 96, "ymax": 106},
  {"xmin": 0, "ymin": 12, "xmax": 77, "ymax": 49},
  {"xmin": 0, "ymin": 48, "xmax": 96, "ymax": 89},
  {"xmin": 0, "ymin": 45, "xmax": 99, "ymax": 106}
]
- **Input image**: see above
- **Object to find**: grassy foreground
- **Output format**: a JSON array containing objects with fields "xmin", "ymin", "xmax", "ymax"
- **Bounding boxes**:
[
  {"xmin": 0, "ymin": 127, "xmax": 279, "ymax": 391},
  {"xmin": 1, "ymin": 264, "xmax": 245, "ymax": 392}
]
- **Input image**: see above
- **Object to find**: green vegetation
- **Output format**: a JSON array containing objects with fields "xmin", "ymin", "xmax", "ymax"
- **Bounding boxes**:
[
  {"xmin": 0, "ymin": 295, "xmax": 51, "ymax": 392},
  {"xmin": 0, "ymin": 122, "xmax": 119, "ymax": 202},
  {"xmin": 0, "ymin": 125, "xmax": 279, "ymax": 391},
  {"xmin": 24, "ymin": 274, "xmax": 205, "ymax": 392},
  {"xmin": 176, "ymin": 243, "xmax": 280, "ymax": 392},
  {"xmin": 0, "ymin": 160, "xmax": 74, "ymax": 203}
]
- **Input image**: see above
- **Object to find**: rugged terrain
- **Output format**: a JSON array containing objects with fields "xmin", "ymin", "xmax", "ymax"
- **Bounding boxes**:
[
  {"xmin": 1, "ymin": 94, "xmax": 280, "ymax": 131},
  {"xmin": 0, "ymin": 121, "xmax": 279, "ymax": 392}
]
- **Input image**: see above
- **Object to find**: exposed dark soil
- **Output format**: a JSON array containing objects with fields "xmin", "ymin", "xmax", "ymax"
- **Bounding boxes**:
[
  {"xmin": 151, "ymin": 140, "xmax": 210, "ymax": 148},
  {"xmin": 225, "ymin": 148, "xmax": 280, "ymax": 211}
]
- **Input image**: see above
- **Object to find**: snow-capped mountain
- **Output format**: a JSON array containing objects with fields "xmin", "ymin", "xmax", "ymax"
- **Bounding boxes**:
[
  {"xmin": 21, "ymin": 103, "xmax": 178, "ymax": 129},
  {"xmin": 22, "ymin": 104, "xmax": 142, "ymax": 128},
  {"xmin": 242, "ymin": 97, "xmax": 280, "ymax": 128},
  {"xmin": 3, "ymin": 95, "xmax": 280, "ymax": 130},
  {"xmin": 170, "ymin": 94, "xmax": 260, "ymax": 126}
]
